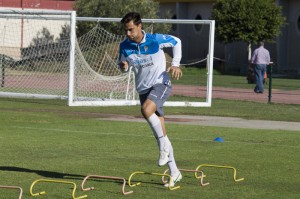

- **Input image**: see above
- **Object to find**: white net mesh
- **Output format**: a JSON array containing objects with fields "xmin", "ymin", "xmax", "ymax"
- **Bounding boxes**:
[
  {"xmin": 0, "ymin": 9, "xmax": 215, "ymax": 107},
  {"xmin": 0, "ymin": 9, "xmax": 135, "ymax": 101},
  {"xmin": 73, "ymin": 24, "xmax": 135, "ymax": 101},
  {"xmin": 0, "ymin": 11, "xmax": 71, "ymax": 96}
]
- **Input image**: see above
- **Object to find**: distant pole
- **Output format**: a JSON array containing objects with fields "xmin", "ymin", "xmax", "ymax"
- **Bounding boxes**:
[
  {"xmin": 268, "ymin": 62, "xmax": 273, "ymax": 103},
  {"xmin": 1, "ymin": 55, "xmax": 5, "ymax": 87},
  {"xmin": 21, "ymin": 0, "xmax": 24, "ymax": 48}
]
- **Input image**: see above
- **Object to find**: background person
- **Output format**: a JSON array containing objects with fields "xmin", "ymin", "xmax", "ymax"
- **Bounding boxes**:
[
  {"xmin": 118, "ymin": 12, "xmax": 182, "ymax": 187},
  {"xmin": 251, "ymin": 41, "xmax": 271, "ymax": 93}
]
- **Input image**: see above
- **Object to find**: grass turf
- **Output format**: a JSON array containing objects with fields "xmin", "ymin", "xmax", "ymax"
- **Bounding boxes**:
[
  {"xmin": 0, "ymin": 98, "xmax": 299, "ymax": 198},
  {"xmin": 177, "ymin": 67, "xmax": 300, "ymax": 90}
]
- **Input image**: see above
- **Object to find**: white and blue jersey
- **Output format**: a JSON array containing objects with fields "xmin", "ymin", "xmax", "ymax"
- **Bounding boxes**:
[{"xmin": 119, "ymin": 31, "xmax": 182, "ymax": 94}]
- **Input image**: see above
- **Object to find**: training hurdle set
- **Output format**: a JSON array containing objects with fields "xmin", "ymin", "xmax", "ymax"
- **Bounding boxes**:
[{"xmin": 0, "ymin": 163, "xmax": 244, "ymax": 198}]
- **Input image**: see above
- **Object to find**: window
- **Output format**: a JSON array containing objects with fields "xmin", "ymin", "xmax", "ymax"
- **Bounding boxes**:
[
  {"xmin": 194, "ymin": 14, "xmax": 203, "ymax": 32},
  {"xmin": 298, "ymin": 15, "xmax": 300, "ymax": 33},
  {"xmin": 171, "ymin": 14, "xmax": 177, "ymax": 31}
]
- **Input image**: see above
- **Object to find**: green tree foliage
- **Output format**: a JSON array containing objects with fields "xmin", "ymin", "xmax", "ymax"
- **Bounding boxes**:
[
  {"xmin": 56, "ymin": 24, "xmax": 71, "ymax": 42},
  {"xmin": 30, "ymin": 27, "xmax": 54, "ymax": 46},
  {"xmin": 74, "ymin": 0, "xmax": 170, "ymax": 36},
  {"xmin": 211, "ymin": 0, "xmax": 285, "ymax": 45}
]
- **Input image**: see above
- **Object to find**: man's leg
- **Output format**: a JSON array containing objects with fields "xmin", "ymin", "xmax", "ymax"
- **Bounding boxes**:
[
  {"xmin": 260, "ymin": 65, "xmax": 266, "ymax": 92},
  {"xmin": 140, "ymin": 85, "xmax": 182, "ymax": 186},
  {"xmin": 255, "ymin": 64, "xmax": 264, "ymax": 93},
  {"xmin": 254, "ymin": 64, "xmax": 260, "ymax": 92},
  {"xmin": 158, "ymin": 116, "xmax": 182, "ymax": 187},
  {"xmin": 142, "ymin": 99, "xmax": 169, "ymax": 166},
  {"xmin": 164, "ymin": 135, "xmax": 182, "ymax": 187},
  {"xmin": 158, "ymin": 116, "xmax": 179, "ymax": 173}
]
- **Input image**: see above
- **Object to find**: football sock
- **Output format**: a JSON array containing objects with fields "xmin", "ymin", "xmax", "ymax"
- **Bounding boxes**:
[
  {"xmin": 165, "ymin": 135, "xmax": 179, "ymax": 175},
  {"xmin": 147, "ymin": 113, "xmax": 167, "ymax": 151}
]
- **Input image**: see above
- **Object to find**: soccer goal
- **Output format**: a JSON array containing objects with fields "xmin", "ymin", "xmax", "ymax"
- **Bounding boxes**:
[{"xmin": 0, "ymin": 9, "xmax": 215, "ymax": 107}]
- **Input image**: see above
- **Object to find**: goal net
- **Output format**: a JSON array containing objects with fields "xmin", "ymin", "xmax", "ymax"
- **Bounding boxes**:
[
  {"xmin": 0, "ymin": 9, "xmax": 75, "ymax": 99},
  {"xmin": 0, "ymin": 9, "xmax": 215, "ymax": 107}
]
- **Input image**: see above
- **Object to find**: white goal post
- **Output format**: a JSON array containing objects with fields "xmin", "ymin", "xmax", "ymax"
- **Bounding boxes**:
[{"xmin": 0, "ymin": 9, "xmax": 215, "ymax": 107}]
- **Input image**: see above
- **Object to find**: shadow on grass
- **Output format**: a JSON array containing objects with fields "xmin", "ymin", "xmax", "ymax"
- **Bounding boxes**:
[
  {"xmin": 0, "ymin": 166, "xmax": 176, "ymax": 190},
  {"xmin": 0, "ymin": 166, "xmax": 85, "ymax": 180}
]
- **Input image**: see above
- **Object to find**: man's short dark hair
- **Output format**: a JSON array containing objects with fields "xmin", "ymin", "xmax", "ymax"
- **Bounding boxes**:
[
  {"xmin": 259, "ymin": 41, "xmax": 265, "ymax": 46},
  {"xmin": 121, "ymin": 12, "xmax": 142, "ymax": 25}
]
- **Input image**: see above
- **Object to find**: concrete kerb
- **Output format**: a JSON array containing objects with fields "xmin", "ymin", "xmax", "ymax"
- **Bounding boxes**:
[{"xmin": 97, "ymin": 115, "xmax": 300, "ymax": 132}]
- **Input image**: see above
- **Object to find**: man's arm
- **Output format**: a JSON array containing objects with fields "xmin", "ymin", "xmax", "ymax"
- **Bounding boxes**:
[
  {"xmin": 167, "ymin": 66, "xmax": 182, "ymax": 80},
  {"xmin": 168, "ymin": 36, "xmax": 182, "ymax": 80},
  {"xmin": 266, "ymin": 50, "xmax": 271, "ymax": 65},
  {"xmin": 154, "ymin": 34, "xmax": 183, "ymax": 79},
  {"xmin": 251, "ymin": 49, "xmax": 257, "ymax": 64},
  {"xmin": 119, "ymin": 60, "xmax": 129, "ymax": 72},
  {"xmin": 118, "ymin": 48, "xmax": 129, "ymax": 72},
  {"xmin": 170, "ymin": 36, "xmax": 182, "ymax": 67}
]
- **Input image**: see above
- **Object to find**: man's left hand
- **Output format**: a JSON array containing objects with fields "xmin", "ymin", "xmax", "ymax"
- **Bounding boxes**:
[{"xmin": 167, "ymin": 66, "xmax": 182, "ymax": 80}]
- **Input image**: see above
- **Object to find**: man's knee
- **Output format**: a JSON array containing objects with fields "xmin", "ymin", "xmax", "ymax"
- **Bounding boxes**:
[
  {"xmin": 141, "ymin": 100, "xmax": 156, "ymax": 118},
  {"xmin": 141, "ymin": 105, "xmax": 152, "ymax": 117}
]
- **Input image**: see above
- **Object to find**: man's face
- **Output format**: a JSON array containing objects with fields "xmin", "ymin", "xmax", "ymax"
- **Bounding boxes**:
[{"xmin": 123, "ymin": 20, "xmax": 142, "ymax": 43}]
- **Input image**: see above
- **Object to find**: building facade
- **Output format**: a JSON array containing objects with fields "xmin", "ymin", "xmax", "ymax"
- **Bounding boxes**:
[
  {"xmin": 0, "ymin": 0, "xmax": 74, "ymax": 58},
  {"xmin": 158, "ymin": 0, "xmax": 300, "ymax": 74},
  {"xmin": 0, "ymin": 0, "xmax": 74, "ymax": 10},
  {"xmin": 1, "ymin": 0, "xmax": 299, "ymax": 74}
]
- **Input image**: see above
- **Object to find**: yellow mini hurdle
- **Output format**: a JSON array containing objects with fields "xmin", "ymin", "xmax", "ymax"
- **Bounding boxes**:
[
  {"xmin": 195, "ymin": 164, "xmax": 244, "ymax": 183},
  {"xmin": 162, "ymin": 168, "xmax": 209, "ymax": 186},
  {"xmin": 30, "ymin": 179, "xmax": 87, "ymax": 199},
  {"xmin": 128, "ymin": 171, "xmax": 180, "ymax": 190},
  {"xmin": 81, "ymin": 175, "xmax": 133, "ymax": 195},
  {"xmin": 0, "ymin": 185, "xmax": 23, "ymax": 199}
]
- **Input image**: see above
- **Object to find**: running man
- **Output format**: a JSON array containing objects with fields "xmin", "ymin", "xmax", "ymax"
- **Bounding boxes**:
[{"xmin": 118, "ymin": 12, "xmax": 182, "ymax": 187}]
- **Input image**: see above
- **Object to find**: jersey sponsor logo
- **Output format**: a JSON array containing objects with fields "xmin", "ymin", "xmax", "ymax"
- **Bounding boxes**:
[
  {"xmin": 125, "ymin": 49, "xmax": 137, "ymax": 54},
  {"xmin": 140, "ymin": 62, "xmax": 154, "ymax": 68},
  {"xmin": 129, "ymin": 56, "xmax": 154, "ymax": 68}
]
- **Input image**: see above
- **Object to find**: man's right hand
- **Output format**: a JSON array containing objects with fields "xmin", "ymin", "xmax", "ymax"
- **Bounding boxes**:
[{"xmin": 119, "ymin": 61, "xmax": 129, "ymax": 72}]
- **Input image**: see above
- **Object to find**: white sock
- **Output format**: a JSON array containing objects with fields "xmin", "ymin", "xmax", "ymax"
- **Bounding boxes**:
[
  {"xmin": 165, "ymin": 136, "xmax": 179, "ymax": 176},
  {"xmin": 147, "ymin": 113, "xmax": 167, "ymax": 151}
]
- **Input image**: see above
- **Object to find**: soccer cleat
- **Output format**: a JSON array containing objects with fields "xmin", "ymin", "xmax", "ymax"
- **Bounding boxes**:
[
  {"xmin": 158, "ymin": 147, "xmax": 170, "ymax": 166},
  {"xmin": 164, "ymin": 171, "xmax": 182, "ymax": 187}
]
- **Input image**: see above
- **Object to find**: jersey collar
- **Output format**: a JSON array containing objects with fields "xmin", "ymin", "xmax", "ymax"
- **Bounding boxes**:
[{"xmin": 140, "ymin": 30, "xmax": 146, "ymax": 44}]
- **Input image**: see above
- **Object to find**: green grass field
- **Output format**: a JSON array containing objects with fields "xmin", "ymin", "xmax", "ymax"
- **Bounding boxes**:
[
  {"xmin": 0, "ymin": 98, "xmax": 299, "ymax": 199},
  {"xmin": 177, "ymin": 67, "xmax": 300, "ymax": 90}
]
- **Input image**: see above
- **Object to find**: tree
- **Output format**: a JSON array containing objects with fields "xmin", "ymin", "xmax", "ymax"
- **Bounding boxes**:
[
  {"xmin": 56, "ymin": 24, "xmax": 71, "ymax": 42},
  {"xmin": 211, "ymin": 0, "xmax": 285, "ymax": 61},
  {"xmin": 30, "ymin": 27, "xmax": 54, "ymax": 46},
  {"xmin": 74, "ymin": 0, "xmax": 171, "ymax": 36}
]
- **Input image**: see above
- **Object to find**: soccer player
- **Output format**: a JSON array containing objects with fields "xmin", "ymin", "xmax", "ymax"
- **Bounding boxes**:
[{"xmin": 118, "ymin": 12, "xmax": 182, "ymax": 187}]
